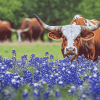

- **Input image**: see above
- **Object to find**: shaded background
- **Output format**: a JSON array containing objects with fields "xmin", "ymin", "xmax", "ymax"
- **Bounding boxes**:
[
  {"xmin": 0, "ymin": 0, "xmax": 100, "ymax": 30},
  {"xmin": 0, "ymin": 0, "xmax": 100, "ymax": 59}
]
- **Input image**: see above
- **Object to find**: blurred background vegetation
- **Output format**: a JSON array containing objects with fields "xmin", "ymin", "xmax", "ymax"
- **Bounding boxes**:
[
  {"xmin": 0, "ymin": 0, "xmax": 100, "ymax": 41},
  {"xmin": 0, "ymin": 0, "xmax": 100, "ymax": 28}
]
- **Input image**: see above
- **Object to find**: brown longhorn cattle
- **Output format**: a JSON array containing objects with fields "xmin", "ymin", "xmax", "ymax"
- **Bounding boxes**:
[
  {"xmin": 15, "ymin": 18, "xmax": 44, "ymax": 42},
  {"xmin": 0, "ymin": 21, "xmax": 16, "ymax": 42},
  {"xmin": 34, "ymin": 14, "xmax": 100, "ymax": 61}
]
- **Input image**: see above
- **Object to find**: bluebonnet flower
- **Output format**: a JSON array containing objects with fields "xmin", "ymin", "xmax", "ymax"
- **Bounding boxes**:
[
  {"xmin": 0, "ymin": 55, "xmax": 3, "ymax": 63},
  {"xmin": 68, "ymin": 89, "xmax": 72, "ymax": 97},
  {"xmin": 77, "ymin": 85, "xmax": 84, "ymax": 95},
  {"xmin": 57, "ymin": 80, "xmax": 64, "ymax": 87},
  {"xmin": 95, "ymin": 97, "xmax": 100, "ymax": 100},
  {"xmin": 12, "ymin": 56, "xmax": 16, "ymax": 62},
  {"xmin": 22, "ymin": 90, "xmax": 28, "ymax": 100},
  {"xmin": 45, "ymin": 51, "xmax": 49, "ymax": 56},
  {"xmin": 81, "ymin": 54, "xmax": 85, "ymax": 59},
  {"xmin": 68, "ymin": 55, "xmax": 72, "ymax": 60},
  {"xmin": 34, "ymin": 70, "xmax": 41, "ymax": 83},
  {"xmin": 71, "ymin": 60, "xmax": 77, "ymax": 65},
  {"xmin": 70, "ymin": 85, "xmax": 76, "ymax": 93},
  {"xmin": 23, "ymin": 70, "xmax": 33, "ymax": 83},
  {"xmin": 80, "ymin": 94, "xmax": 87, "ymax": 100},
  {"xmin": 49, "ymin": 61, "xmax": 54, "ymax": 66},
  {"xmin": 31, "ymin": 54, "xmax": 35, "ymax": 59},
  {"xmin": 83, "ymin": 74, "xmax": 89, "ymax": 82},
  {"xmin": 12, "ymin": 49, "xmax": 16, "ymax": 56},
  {"xmin": 77, "ymin": 56, "xmax": 82, "ymax": 61},
  {"xmin": 33, "ymin": 83, "xmax": 41, "ymax": 89},
  {"xmin": 21, "ymin": 54, "xmax": 28, "ymax": 60},
  {"xmin": 10, "ymin": 76, "xmax": 22, "ymax": 88},
  {"xmin": 50, "ymin": 54, "xmax": 54, "ymax": 60},
  {"xmin": 97, "ymin": 56, "xmax": 100, "ymax": 60},
  {"xmin": 55, "ymin": 90, "xmax": 61, "ymax": 98},
  {"xmin": 33, "ymin": 89, "xmax": 40, "ymax": 99},
  {"xmin": 43, "ymin": 91, "xmax": 50, "ymax": 99}
]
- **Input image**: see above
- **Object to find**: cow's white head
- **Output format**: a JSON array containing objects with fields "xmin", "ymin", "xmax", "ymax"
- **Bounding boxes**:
[{"xmin": 34, "ymin": 14, "xmax": 100, "ymax": 57}]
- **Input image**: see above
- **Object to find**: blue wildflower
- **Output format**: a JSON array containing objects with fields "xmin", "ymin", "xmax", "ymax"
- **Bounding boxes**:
[
  {"xmin": 50, "ymin": 54, "xmax": 54, "ymax": 60},
  {"xmin": 22, "ymin": 90, "xmax": 28, "ymax": 100},
  {"xmin": 55, "ymin": 90, "xmax": 61, "ymax": 98},
  {"xmin": 12, "ymin": 50, "xmax": 16, "ymax": 56},
  {"xmin": 43, "ymin": 91, "xmax": 50, "ymax": 99},
  {"xmin": 68, "ymin": 55, "xmax": 72, "ymax": 60},
  {"xmin": 45, "ymin": 51, "xmax": 49, "ymax": 56}
]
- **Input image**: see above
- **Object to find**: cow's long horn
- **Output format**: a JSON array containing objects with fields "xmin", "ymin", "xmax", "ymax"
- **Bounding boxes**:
[
  {"xmin": 11, "ymin": 28, "xmax": 16, "ymax": 32},
  {"xmin": 34, "ymin": 14, "xmax": 62, "ymax": 32},
  {"xmin": 21, "ymin": 27, "xmax": 30, "ymax": 32},
  {"xmin": 81, "ymin": 22, "xmax": 100, "ymax": 32},
  {"xmin": 19, "ymin": 20, "xmax": 32, "ymax": 33},
  {"xmin": 4, "ymin": 26, "xmax": 16, "ymax": 32}
]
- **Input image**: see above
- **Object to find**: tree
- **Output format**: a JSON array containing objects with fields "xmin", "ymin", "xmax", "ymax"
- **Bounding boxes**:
[{"xmin": 76, "ymin": 0, "xmax": 100, "ymax": 21}]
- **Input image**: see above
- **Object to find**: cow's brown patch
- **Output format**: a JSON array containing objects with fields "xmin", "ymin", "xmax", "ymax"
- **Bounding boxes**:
[{"xmin": 81, "ymin": 30, "xmax": 95, "ymax": 40}]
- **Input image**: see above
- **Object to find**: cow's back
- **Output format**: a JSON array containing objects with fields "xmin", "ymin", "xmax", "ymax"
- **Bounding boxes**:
[
  {"xmin": 70, "ymin": 14, "xmax": 98, "ymax": 26},
  {"xmin": 31, "ymin": 18, "xmax": 44, "ymax": 32},
  {"xmin": 70, "ymin": 14, "xmax": 100, "ymax": 61},
  {"xmin": 20, "ymin": 19, "xmax": 29, "ymax": 29},
  {"xmin": 0, "ymin": 21, "xmax": 11, "ymax": 32},
  {"xmin": 21, "ymin": 18, "xmax": 44, "ymax": 40},
  {"xmin": 30, "ymin": 18, "xmax": 44, "ymax": 39}
]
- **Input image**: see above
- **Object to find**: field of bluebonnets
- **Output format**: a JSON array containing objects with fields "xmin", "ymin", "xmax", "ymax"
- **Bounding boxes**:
[
  {"xmin": 0, "ymin": 48, "xmax": 100, "ymax": 100},
  {"xmin": 1, "ymin": 0, "xmax": 100, "ymax": 100}
]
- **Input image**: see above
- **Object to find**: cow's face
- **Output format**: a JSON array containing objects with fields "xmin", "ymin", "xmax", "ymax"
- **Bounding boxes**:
[
  {"xmin": 74, "ymin": 30, "xmax": 95, "ymax": 53},
  {"xmin": 48, "ymin": 26, "xmax": 95, "ymax": 58},
  {"xmin": 34, "ymin": 14, "xmax": 99, "ymax": 58}
]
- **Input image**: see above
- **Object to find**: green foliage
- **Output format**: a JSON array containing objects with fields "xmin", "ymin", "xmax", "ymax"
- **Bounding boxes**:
[
  {"xmin": 0, "ymin": 0, "xmax": 24, "ymax": 27},
  {"xmin": 76, "ymin": 0, "xmax": 100, "ymax": 21},
  {"xmin": 0, "ymin": 0, "xmax": 100, "ymax": 30},
  {"xmin": 0, "ymin": 44, "xmax": 63, "ymax": 60}
]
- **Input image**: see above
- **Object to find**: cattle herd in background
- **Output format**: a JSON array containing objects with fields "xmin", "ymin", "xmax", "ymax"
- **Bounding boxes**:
[
  {"xmin": 1, "ymin": 14, "xmax": 100, "ymax": 61},
  {"xmin": 0, "ymin": 15, "xmax": 100, "ymax": 44},
  {"xmin": 0, "ymin": 18, "xmax": 45, "ymax": 42}
]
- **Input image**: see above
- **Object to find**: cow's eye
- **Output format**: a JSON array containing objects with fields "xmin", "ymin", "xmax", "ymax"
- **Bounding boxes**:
[
  {"xmin": 76, "ymin": 37, "xmax": 80, "ymax": 40},
  {"xmin": 63, "ymin": 37, "xmax": 66, "ymax": 39}
]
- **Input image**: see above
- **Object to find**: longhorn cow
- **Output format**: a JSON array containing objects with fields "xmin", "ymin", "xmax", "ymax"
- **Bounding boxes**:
[
  {"xmin": 34, "ymin": 14, "xmax": 100, "ymax": 61},
  {"xmin": 0, "ymin": 20, "xmax": 16, "ymax": 42},
  {"xmin": 15, "ymin": 18, "xmax": 44, "ymax": 42}
]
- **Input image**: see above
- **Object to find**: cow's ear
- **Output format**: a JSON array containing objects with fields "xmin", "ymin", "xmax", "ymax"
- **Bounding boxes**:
[
  {"xmin": 81, "ymin": 30, "xmax": 95, "ymax": 40},
  {"xmin": 48, "ymin": 31, "xmax": 62, "ymax": 40}
]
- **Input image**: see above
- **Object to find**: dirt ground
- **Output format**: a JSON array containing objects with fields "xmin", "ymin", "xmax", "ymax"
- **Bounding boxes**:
[{"xmin": 0, "ymin": 41, "xmax": 61, "ymax": 46}]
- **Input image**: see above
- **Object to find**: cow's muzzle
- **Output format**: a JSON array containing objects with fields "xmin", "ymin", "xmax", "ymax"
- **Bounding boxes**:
[{"xmin": 65, "ymin": 47, "xmax": 75, "ymax": 55}]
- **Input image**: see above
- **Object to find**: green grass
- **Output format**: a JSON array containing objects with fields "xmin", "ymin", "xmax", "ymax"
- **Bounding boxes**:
[
  {"xmin": 0, "ymin": 32, "xmax": 63, "ymax": 60},
  {"xmin": 0, "ymin": 44, "xmax": 63, "ymax": 60}
]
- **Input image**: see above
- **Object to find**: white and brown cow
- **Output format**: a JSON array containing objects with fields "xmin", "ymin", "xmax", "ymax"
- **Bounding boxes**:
[
  {"xmin": 34, "ymin": 14, "xmax": 100, "ymax": 61},
  {"xmin": 0, "ymin": 21, "xmax": 16, "ymax": 42},
  {"xmin": 15, "ymin": 18, "xmax": 44, "ymax": 42}
]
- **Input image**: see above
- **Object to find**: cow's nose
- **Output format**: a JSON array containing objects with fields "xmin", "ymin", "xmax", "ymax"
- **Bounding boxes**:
[
  {"xmin": 66, "ymin": 47, "xmax": 75, "ymax": 51},
  {"xmin": 66, "ymin": 47, "xmax": 75, "ymax": 55}
]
